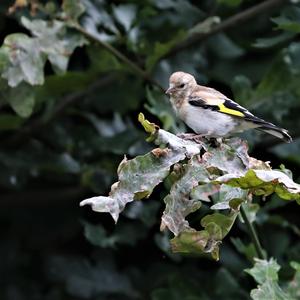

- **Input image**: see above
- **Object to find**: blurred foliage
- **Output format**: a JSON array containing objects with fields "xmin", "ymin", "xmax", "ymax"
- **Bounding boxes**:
[{"xmin": 0, "ymin": 0, "xmax": 300, "ymax": 299}]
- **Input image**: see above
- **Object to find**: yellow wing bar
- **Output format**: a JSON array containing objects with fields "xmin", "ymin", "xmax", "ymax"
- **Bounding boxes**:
[{"xmin": 218, "ymin": 103, "xmax": 245, "ymax": 117}]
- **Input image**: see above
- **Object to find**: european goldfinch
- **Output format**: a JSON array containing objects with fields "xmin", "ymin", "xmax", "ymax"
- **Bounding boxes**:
[{"xmin": 165, "ymin": 71, "xmax": 292, "ymax": 143}]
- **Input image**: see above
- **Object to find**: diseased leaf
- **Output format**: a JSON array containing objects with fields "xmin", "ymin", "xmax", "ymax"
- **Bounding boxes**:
[
  {"xmin": 81, "ymin": 115, "xmax": 300, "ymax": 260},
  {"xmin": 246, "ymin": 258, "xmax": 280, "ymax": 284},
  {"xmin": 160, "ymin": 156, "xmax": 208, "ymax": 235},
  {"xmin": 1, "ymin": 33, "xmax": 45, "ymax": 86},
  {"xmin": 216, "ymin": 169, "xmax": 300, "ymax": 203},
  {"xmin": 80, "ymin": 124, "xmax": 203, "ymax": 222},
  {"xmin": 0, "ymin": 17, "xmax": 87, "ymax": 87},
  {"xmin": 210, "ymin": 185, "xmax": 247, "ymax": 210}
]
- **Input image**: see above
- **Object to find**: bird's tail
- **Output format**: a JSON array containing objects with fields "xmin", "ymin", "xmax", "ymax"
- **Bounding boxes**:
[
  {"xmin": 244, "ymin": 114, "xmax": 292, "ymax": 143},
  {"xmin": 256, "ymin": 124, "xmax": 292, "ymax": 143}
]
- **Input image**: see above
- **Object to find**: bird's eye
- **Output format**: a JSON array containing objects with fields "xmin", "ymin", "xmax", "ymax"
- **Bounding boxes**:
[{"xmin": 179, "ymin": 83, "xmax": 185, "ymax": 88}]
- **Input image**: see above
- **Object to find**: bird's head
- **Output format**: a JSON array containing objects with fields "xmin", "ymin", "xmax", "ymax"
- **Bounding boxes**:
[{"xmin": 165, "ymin": 71, "xmax": 197, "ymax": 98}]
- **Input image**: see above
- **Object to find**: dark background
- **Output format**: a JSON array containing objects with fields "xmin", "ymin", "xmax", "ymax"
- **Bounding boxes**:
[{"xmin": 0, "ymin": 0, "xmax": 299, "ymax": 299}]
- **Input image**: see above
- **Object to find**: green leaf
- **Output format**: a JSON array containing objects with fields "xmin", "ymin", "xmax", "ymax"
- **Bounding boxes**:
[
  {"xmin": 246, "ymin": 258, "xmax": 280, "ymax": 284},
  {"xmin": 216, "ymin": 169, "xmax": 300, "ymax": 203},
  {"xmin": 287, "ymin": 261, "xmax": 300, "ymax": 299},
  {"xmin": 201, "ymin": 211, "xmax": 238, "ymax": 239},
  {"xmin": 253, "ymin": 32, "xmax": 295, "ymax": 49},
  {"xmin": 62, "ymin": 0, "xmax": 85, "ymax": 21},
  {"xmin": 138, "ymin": 112, "xmax": 158, "ymax": 136},
  {"xmin": 245, "ymin": 258, "xmax": 291, "ymax": 300},
  {"xmin": 170, "ymin": 230, "xmax": 210, "ymax": 255},
  {"xmin": 272, "ymin": 6, "xmax": 300, "ymax": 33},
  {"xmin": 7, "ymin": 83, "xmax": 35, "ymax": 117}
]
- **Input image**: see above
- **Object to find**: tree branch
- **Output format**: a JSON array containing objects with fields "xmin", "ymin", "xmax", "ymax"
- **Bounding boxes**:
[
  {"xmin": 73, "ymin": 24, "xmax": 164, "ymax": 92},
  {"xmin": 166, "ymin": 0, "xmax": 288, "ymax": 57}
]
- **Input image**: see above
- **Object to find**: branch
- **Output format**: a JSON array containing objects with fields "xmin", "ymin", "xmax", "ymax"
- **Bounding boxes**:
[
  {"xmin": 166, "ymin": 0, "xmax": 288, "ymax": 57},
  {"xmin": 73, "ymin": 24, "xmax": 164, "ymax": 92},
  {"xmin": 240, "ymin": 204, "xmax": 266, "ymax": 260}
]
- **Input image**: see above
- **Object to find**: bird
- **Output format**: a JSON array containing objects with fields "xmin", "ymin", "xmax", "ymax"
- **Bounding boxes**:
[{"xmin": 165, "ymin": 71, "xmax": 292, "ymax": 143}]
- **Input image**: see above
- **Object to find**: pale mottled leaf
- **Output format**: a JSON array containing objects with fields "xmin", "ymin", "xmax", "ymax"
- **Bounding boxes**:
[{"xmin": 160, "ymin": 156, "xmax": 208, "ymax": 235}]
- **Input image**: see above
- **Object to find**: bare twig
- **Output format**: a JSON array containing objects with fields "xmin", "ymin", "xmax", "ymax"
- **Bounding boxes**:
[{"xmin": 166, "ymin": 0, "xmax": 288, "ymax": 57}]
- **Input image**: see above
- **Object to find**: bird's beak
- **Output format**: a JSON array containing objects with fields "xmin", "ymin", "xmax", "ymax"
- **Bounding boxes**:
[{"xmin": 165, "ymin": 87, "xmax": 174, "ymax": 95}]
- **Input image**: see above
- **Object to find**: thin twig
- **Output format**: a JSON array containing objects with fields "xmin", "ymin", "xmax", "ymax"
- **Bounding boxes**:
[
  {"xmin": 240, "ymin": 204, "xmax": 266, "ymax": 260},
  {"xmin": 166, "ymin": 0, "xmax": 288, "ymax": 57}
]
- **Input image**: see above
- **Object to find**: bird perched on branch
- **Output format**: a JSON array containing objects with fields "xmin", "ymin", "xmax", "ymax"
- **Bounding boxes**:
[{"xmin": 165, "ymin": 71, "xmax": 292, "ymax": 143}]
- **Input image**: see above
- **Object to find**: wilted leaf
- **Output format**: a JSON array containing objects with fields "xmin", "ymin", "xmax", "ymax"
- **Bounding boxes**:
[
  {"xmin": 80, "ymin": 124, "xmax": 203, "ymax": 222},
  {"xmin": 202, "ymin": 138, "xmax": 250, "ymax": 174},
  {"xmin": 160, "ymin": 156, "xmax": 208, "ymax": 235},
  {"xmin": 216, "ymin": 169, "xmax": 300, "ymax": 202}
]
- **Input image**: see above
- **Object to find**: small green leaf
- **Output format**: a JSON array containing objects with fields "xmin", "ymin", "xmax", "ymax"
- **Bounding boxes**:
[{"xmin": 138, "ymin": 113, "xmax": 158, "ymax": 135}]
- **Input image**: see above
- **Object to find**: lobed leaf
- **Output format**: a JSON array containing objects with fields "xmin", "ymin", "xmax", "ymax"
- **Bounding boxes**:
[
  {"xmin": 0, "ymin": 17, "xmax": 87, "ymax": 87},
  {"xmin": 216, "ymin": 169, "xmax": 300, "ymax": 203}
]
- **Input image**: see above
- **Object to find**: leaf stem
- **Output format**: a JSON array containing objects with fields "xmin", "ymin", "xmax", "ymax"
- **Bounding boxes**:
[{"xmin": 240, "ymin": 204, "xmax": 266, "ymax": 260}]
